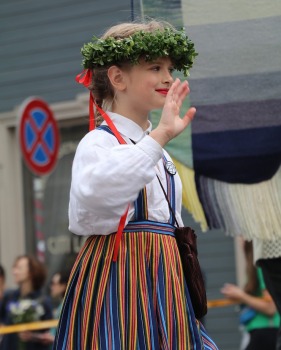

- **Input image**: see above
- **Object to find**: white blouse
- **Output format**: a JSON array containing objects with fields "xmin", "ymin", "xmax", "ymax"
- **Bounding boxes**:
[{"xmin": 69, "ymin": 112, "xmax": 184, "ymax": 236}]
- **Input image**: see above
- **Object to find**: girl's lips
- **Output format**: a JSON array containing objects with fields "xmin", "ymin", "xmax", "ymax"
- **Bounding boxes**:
[{"xmin": 156, "ymin": 89, "xmax": 169, "ymax": 95}]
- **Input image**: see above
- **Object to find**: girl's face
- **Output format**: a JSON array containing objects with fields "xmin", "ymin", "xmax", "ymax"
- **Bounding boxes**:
[
  {"xmin": 12, "ymin": 257, "xmax": 30, "ymax": 285},
  {"xmin": 121, "ymin": 57, "xmax": 174, "ymax": 116}
]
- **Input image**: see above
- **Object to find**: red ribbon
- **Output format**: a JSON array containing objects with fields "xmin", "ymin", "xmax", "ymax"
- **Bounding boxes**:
[
  {"xmin": 89, "ymin": 93, "xmax": 95, "ymax": 131},
  {"xmin": 94, "ymin": 105, "xmax": 128, "ymax": 261},
  {"xmin": 75, "ymin": 70, "xmax": 129, "ymax": 259},
  {"xmin": 75, "ymin": 70, "xmax": 95, "ymax": 131},
  {"xmin": 76, "ymin": 69, "xmax": 129, "ymax": 259},
  {"xmin": 112, "ymin": 206, "xmax": 130, "ymax": 262},
  {"xmin": 93, "ymin": 102, "xmax": 129, "ymax": 261},
  {"xmin": 75, "ymin": 69, "xmax": 93, "ymax": 87},
  {"xmin": 76, "ymin": 69, "xmax": 129, "ymax": 136}
]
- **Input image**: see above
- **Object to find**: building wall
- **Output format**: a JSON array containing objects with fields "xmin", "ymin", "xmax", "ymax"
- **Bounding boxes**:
[
  {"xmin": 0, "ymin": 116, "xmax": 25, "ymax": 287},
  {"xmin": 0, "ymin": 0, "xmax": 135, "ymax": 113}
]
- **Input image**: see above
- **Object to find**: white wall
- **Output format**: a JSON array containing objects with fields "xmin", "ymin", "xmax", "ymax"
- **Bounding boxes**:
[{"xmin": 0, "ymin": 113, "xmax": 25, "ymax": 288}]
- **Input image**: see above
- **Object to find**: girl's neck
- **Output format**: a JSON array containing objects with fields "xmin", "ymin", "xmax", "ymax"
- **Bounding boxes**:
[{"xmin": 112, "ymin": 104, "xmax": 150, "ymax": 131}]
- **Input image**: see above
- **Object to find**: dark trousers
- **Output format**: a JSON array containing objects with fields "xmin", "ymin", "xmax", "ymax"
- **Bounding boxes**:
[
  {"xmin": 245, "ymin": 328, "xmax": 278, "ymax": 350},
  {"xmin": 258, "ymin": 258, "xmax": 281, "ymax": 350}
]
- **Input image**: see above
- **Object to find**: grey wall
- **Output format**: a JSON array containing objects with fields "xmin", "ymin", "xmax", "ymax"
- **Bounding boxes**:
[{"xmin": 0, "ymin": 0, "xmax": 134, "ymax": 113}]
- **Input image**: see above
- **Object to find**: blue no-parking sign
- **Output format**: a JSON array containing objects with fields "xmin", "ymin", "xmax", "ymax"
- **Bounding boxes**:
[{"xmin": 18, "ymin": 97, "xmax": 60, "ymax": 175}]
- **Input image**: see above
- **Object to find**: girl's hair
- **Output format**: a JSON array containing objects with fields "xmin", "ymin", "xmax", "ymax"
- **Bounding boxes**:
[
  {"xmin": 90, "ymin": 19, "xmax": 174, "ymax": 126},
  {"xmin": 55, "ymin": 270, "xmax": 71, "ymax": 297},
  {"xmin": 14, "ymin": 255, "xmax": 47, "ymax": 291},
  {"xmin": 57, "ymin": 269, "xmax": 70, "ymax": 286}
]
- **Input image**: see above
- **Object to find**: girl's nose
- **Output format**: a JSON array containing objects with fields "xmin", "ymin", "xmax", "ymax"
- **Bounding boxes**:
[{"xmin": 162, "ymin": 70, "xmax": 174, "ymax": 85}]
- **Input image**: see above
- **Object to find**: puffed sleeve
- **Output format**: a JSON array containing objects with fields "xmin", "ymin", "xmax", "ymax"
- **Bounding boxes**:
[{"xmin": 69, "ymin": 130, "xmax": 163, "ymax": 236}]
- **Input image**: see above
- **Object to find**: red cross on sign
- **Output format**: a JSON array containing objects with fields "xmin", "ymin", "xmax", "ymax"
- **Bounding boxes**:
[{"xmin": 18, "ymin": 97, "xmax": 60, "ymax": 175}]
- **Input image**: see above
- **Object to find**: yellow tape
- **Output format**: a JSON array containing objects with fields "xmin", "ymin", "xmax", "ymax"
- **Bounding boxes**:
[
  {"xmin": 0, "ymin": 319, "xmax": 58, "ymax": 335},
  {"xmin": 0, "ymin": 299, "xmax": 238, "ymax": 335},
  {"xmin": 207, "ymin": 299, "xmax": 238, "ymax": 308}
]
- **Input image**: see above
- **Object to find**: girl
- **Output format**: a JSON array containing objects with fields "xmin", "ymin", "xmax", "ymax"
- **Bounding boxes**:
[
  {"xmin": 54, "ymin": 20, "xmax": 218, "ymax": 349},
  {"xmin": 38, "ymin": 270, "xmax": 71, "ymax": 346}
]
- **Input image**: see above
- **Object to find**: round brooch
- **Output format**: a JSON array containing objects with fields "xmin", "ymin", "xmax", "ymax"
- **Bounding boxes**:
[{"xmin": 165, "ymin": 161, "xmax": 177, "ymax": 175}]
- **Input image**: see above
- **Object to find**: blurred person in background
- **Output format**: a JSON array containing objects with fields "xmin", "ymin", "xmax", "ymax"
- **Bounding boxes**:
[
  {"xmin": 221, "ymin": 241, "xmax": 280, "ymax": 350},
  {"xmin": 0, "ymin": 265, "xmax": 6, "ymax": 344},
  {"xmin": 253, "ymin": 237, "xmax": 281, "ymax": 350},
  {"xmin": 49, "ymin": 270, "xmax": 69, "ymax": 317},
  {"xmin": 0, "ymin": 255, "xmax": 53, "ymax": 350},
  {"xmin": 38, "ymin": 269, "xmax": 70, "ymax": 345},
  {"xmin": 0, "ymin": 265, "xmax": 5, "ymax": 303}
]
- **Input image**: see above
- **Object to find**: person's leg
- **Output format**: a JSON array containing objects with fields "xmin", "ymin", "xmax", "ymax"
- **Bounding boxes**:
[{"xmin": 258, "ymin": 258, "xmax": 281, "ymax": 350}]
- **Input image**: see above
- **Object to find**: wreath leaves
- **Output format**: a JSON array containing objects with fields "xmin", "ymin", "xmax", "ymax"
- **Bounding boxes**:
[{"xmin": 81, "ymin": 28, "xmax": 198, "ymax": 76}]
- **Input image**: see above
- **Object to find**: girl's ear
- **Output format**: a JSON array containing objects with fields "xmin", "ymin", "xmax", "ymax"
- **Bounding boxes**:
[{"xmin": 107, "ymin": 66, "xmax": 127, "ymax": 91}]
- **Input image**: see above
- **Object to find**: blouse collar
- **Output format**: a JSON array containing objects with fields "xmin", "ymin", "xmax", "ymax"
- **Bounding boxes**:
[{"xmin": 103, "ymin": 112, "xmax": 152, "ymax": 143}]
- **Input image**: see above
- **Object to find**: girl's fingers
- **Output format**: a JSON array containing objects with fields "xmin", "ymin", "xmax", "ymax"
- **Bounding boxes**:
[
  {"xmin": 168, "ymin": 78, "xmax": 180, "ymax": 95},
  {"xmin": 172, "ymin": 81, "xmax": 190, "ymax": 107},
  {"xmin": 167, "ymin": 79, "xmax": 181, "ymax": 103},
  {"xmin": 177, "ymin": 82, "xmax": 190, "ymax": 106},
  {"xmin": 164, "ymin": 79, "xmax": 195, "ymax": 133},
  {"xmin": 182, "ymin": 107, "xmax": 196, "ymax": 125}
]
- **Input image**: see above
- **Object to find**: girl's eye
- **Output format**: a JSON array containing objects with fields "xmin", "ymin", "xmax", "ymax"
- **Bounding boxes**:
[{"xmin": 150, "ymin": 66, "xmax": 174, "ymax": 74}]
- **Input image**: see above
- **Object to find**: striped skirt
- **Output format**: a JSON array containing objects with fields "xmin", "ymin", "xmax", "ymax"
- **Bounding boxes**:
[{"xmin": 53, "ymin": 221, "xmax": 218, "ymax": 350}]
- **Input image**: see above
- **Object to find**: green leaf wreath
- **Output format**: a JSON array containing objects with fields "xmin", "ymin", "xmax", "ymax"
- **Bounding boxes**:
[{"xmin": 81, "ymin": 28, "xmax": 198, "ymax": 76}]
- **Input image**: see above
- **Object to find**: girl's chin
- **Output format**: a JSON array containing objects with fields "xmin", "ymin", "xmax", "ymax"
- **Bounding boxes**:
[{"xmin": 154, "ymin": 99, "xmax": 166, "ymax": 108}]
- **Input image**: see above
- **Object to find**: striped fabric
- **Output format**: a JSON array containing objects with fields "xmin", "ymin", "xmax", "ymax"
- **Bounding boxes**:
[
  {"xmin": 183, "ymin": 1, "xmax": 281, "ymax": 185},
  {"xmin": 53, "ymin": 222, "xmax": 218, "ymax": 350}
]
